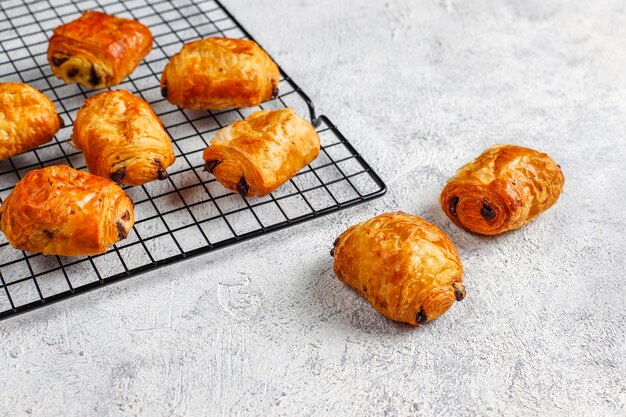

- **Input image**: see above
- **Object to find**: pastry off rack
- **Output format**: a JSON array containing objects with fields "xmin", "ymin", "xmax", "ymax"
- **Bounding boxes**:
[{"xmin": 0, "ymin": 0, "xmax": 386, "ymax": 320}]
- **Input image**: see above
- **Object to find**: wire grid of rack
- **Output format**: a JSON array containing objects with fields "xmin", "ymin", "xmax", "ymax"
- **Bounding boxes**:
[{"xmin": 0, "ymin": 0, "xmax": 386, "ymax": 320}]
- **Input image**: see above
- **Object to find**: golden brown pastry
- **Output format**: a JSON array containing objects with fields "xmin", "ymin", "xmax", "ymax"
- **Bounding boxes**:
[
  {"xmin": 161, "ymin": 37, "xmax": 280, "ymax": 110},
  {"xmin": 332, "ymin": 212, "xmax": 466, "ymax": 326},
  {"xmin": 0, "ymin": 82, "xmax": 63, "ymax": 160},
  {"xmin": 440, "ymin": 145, "xmax": 564, "ymax": 235},
  {"xmin": 72, "ymin": 90, "xmax": 175, "ymax": 186},
  {"xmin": 0, "ymin": 165, "xmax": 134, "ymax": 257},
  {"xmin": 203, "ymin": 109, "xmax": 320, "ymax": 197},
  {"xmin": 47, "ymin": 11, "xmax": 152, "ymax": 89}
]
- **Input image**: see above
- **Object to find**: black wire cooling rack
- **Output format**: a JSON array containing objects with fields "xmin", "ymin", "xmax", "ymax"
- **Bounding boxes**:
[{"xmin": 0, "ymin": 0, "xmax": 386, "ymax": 320}]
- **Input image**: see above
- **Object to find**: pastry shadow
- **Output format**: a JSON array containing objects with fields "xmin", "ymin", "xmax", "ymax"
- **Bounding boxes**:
[
  {"xmin": 417, "ymin": 199, "xmax": 512, "ymax": 254},
  {"xmin": 304, "ymin": 255, "xmax": 417, "ymax": 334},
  {"xmin": 1, "ymin": 240, "xmax": 229, "ymax": 328}
]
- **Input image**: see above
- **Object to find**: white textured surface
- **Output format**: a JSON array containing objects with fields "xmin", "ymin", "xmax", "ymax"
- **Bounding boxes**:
[{"xmin": 2, "ymin": 0, "xmax": 626, "ymax": 416}]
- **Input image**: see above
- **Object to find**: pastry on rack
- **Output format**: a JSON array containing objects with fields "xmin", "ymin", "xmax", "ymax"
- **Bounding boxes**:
[
  {"xmin": 72, "ymin": 90, "xmax": 175, "ymax": 186},
  {"xmin": 440, "ymin": 144, "xmax": 564, "ymax": 235},
  {"xmin": 47, "ymin": 11, "xmax": 152, "ymax": 89},
  {"xmin": 0, "ymin": 82, "xmax": 63, "ymax": 160},
  {"xmin": 160, "ymin": 37, "xmax": 280, "ymax": 110},
  {"xmin": 203, "ymin": 108, "xmax": 320, "ymax": 197},
  {"xmin": 0, "ymin": 165, "xmax": 134, "ymax": 257},
  {"xmin": 332, "ymin": 212, "xmax": 466, "ymax": 326}
]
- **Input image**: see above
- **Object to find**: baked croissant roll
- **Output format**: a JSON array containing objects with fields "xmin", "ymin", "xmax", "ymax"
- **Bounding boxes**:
[
  {"xmin": 441, "ymin": 144, "xmax": 564, "ymax": 235},
  {"xmin": 161, "ymin": 37, "xmax": 280, "ymax": 110},
  {"xmin": 0, "ymin": 165, "xmax": 134, "ymax": 257},
  {"xmin": 47, "ymin": 11, "xmax": 152, "ymax": 89},
  {"xmin": 72, "ymin": 90, "xmax": 175, "ymax": 186},
  {"xmin": 203, "ymin": 109, "xmax": 320, "ymax": 197},
  {"xmin": 0, "ymin": 82, "xmax": 63, "ymax": 160},
  {"xmin": 332, "ymin": 212, "xmax": 466, "ymax": 326}
]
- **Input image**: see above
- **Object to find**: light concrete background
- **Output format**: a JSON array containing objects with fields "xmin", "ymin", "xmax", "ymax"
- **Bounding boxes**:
[{"xmin": 1, "ymin": 0, "xmax": 625, "ymax": 416}]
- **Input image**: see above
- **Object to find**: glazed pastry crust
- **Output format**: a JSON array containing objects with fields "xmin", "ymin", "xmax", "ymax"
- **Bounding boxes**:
[
  {"xmin": 0, "ymin": 165, "xmax": 134, "ymax": 257},
  {"xmin": 333, "ymin": 212, "xmax": 465, "ymax": 326},
  {"xmin": 72, "ymin": 90, "xmax": 175, "ymax": 186},
  {"xmin": 440, "ymin": 145, "xmax": 565, "ymax": 235},
  {"xmin": 48, "ymin": 11, "xmax": 152, "ymax": 89},
  {"xmin": 0, "ymin": 83, "xmax": 62, "ymax": 160},
  {"xmin": 203, "ymin": 109, "xmax": 320, "ymax": 197},
  {"xmin": 161, "ymin": 37, "xmax": 280, "ymax": 110}
]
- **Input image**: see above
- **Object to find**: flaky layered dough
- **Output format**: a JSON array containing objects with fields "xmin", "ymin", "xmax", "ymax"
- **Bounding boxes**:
[
  {"xmin": 333, "ymin": 212, "xmax": 466, "ymax": 326},
  {"xmin": 72, "ymin": 90, "xmax": 175, "ymax": 186},
  {"xmin": 161, "ymin": 37, "xmax": 280, "ymax": 110},
  {"xmin": 0, "ymin": 83, "xmax": 63, "ymax": 160},
  {"xmin": 440, "ymin": 145, "xmax": 564, "ymax": 235},
  {"xmin": 0, "ymin": 165, "xmax": 134, "ymax": 257},
  {"xmin": 48, "ymin": 11, "xmax": 152, "ymax": 89},
  {"xmin": 203, "ymin": 109, "xmax": 320, "ymax": 197}
]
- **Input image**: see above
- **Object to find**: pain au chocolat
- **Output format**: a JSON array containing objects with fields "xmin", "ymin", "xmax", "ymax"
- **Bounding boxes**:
[
  {"xmin": 0, "ymin": 82, "xmax": 63, "ymax": 160},
  {"xmin": 0, "ymin": 165, "xmax": 134, "ymax": 257},
  {"xmin": 203, "ymin": 109, "xmax": 320, "ymax": 197},
  {"xmin": 332, "ymin": 212, "xmax": 466, "ymax": 326},
  {"xmin": 48, "ymin": 11, "xmax": 152, "ymax": 89},
  {"xmin": 72, "ymin": 90, "xmax": 175, "ymax": 186},
  {"xmin": 440, "ymin": 144, "xmax": 564, "ymax": 235},
  {"xmin": 161, "ymin": 37, "xmax": 279, "ymax": 110}
]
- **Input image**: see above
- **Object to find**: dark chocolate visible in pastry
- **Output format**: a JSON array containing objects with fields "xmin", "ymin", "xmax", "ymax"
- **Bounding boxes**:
[
  {"xmin": 72, "ymin": 90, "xmax": 175, "ymax": 186},
  {"xmin": 161, "ymin": 37, "xmax": 279, "ymax": 110},
  {"xmin": 47, "ymin": 11, "xmax": 152, "ymax": 89},
  {"xmin": 440, "ymin": 145, "xmax": 564, "ymax": 235},
  {"xmin": 333, "ymin": 212, "xmax": 466, "ymax": 326},
  {"xmin": 203, "ymin": 109, "xmax": 319, "ymax": 197},
  {"xmin": 0, "ymin": 165, "xmax": 134, "ymax": 256}
]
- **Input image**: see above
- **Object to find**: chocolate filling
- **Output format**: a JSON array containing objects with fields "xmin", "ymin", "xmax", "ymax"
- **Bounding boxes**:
[
  {"xmin": 161, "ymin": 86, "xmax": 168, "ymax": 98},
  {"xmin": 449, "ymin": 196, "xmax": 459, "ymax": 217},
  {"xmin": 51, "ymin": 55, "xmax": 69, "ymax": 67},
  {"xmin": 236, "ymin": 176, "xmax": 249, "ymax": 197},
  {"xmin": 67, "ymin": 68, "xmax": 78, "ymax": 78},
  {"xmin": 330, "ymin": 237, "xmax": 340, "ymax": 257},
  {"xmin": 154, "ymin": 160, "xmax": 168, "ymax": 180},
  {"xmin": 480, "ymin": 203, "xmax": 495, "ymax": 221},
  {"xmin": 116, "ymin": 222, "xmax": 128, "ymax": 240},
  {"xmin": 416, "ymin": 308, "xmax": 428, "ymax": 325},
  {"xmin": 331, "ymin": 237, "xmax": 342, "ymax": 257},
  {"xmin": 121, "ymin": 210, "xmax": 131, "ymax": 221},
  {"xmin": 204, "ymin": 159, "xmax": 221, "ymax": 173},
  {"xmin": 88, "ymin": 66, "xmax": 101, "ymax": 86},
  {"xmin": 111, "ymin": 167, "xmax": 126, "ymax": 184},
  {"xmin": 44, "ymin": 230, "xmax": 54, "ymax": 239},
  {"xmin": 452, "ymin": 282, "xmax": 466, "ymax": 301},
  {"xmin": 271, "ymin": 87, "xmax": 279, "ymax": 99}
]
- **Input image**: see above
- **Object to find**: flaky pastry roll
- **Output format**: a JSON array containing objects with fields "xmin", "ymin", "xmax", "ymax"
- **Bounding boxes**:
[
  {"xmin": 203, "ymin": 109, "xmax": 320, "ymax": 197},
  {"xmin": 48, "ymin": 11, "xmax": 152, "ymax": 89},
  {"xmin": 332, "ymin": 212, "xmax": 466, "ymax": 326},
  {"xmin": 0, "ymin": 82, "xmax": 63, "ymax": 160},
  {"xmin": 440, "ymin": 145, "xmax": 564, "ymax": 235},
  {"xmin": 0, "ymin": 165, "xmax": 134, "ymax": 257},
  {"xmin": 161, "ymin": 37, "xmax": 280, "ymax": 110},
  {"xmin": 72, "ymin": 90, "xmax": 175, "ymax": 186}
]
